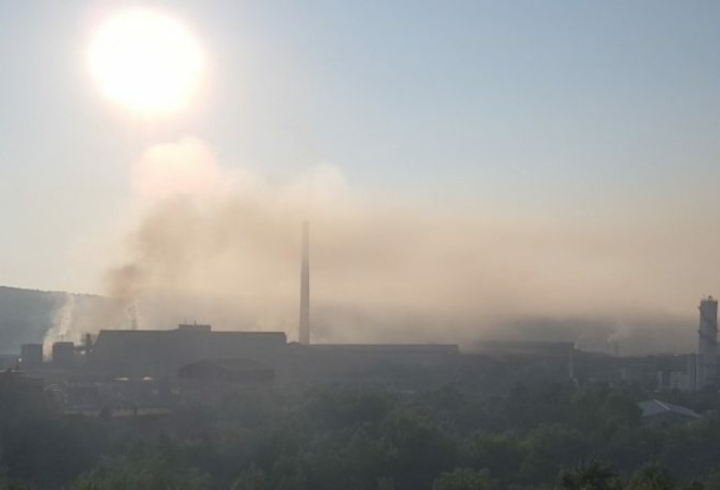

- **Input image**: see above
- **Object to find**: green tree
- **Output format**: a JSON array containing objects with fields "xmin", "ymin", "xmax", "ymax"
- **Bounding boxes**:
[
  {"xmin": 463, "ymin": 433, "xmax": 523, "ymax": 484},
  {"xmin": 381, "ymin": 409, "xmax": 456, "ymax": 489},
  {"xmin": 377, "ymin": 477, "xmax": 395, "ymax": 490},
  {"xmin": 0, "ymin": 480, "xmax": 36, "ymax": 490},
  {"xmin": 559, "ymin": 461, "xmax": 620, "ymax": 490},
  {"xmin": 626, "ymin": 465, "xmax": 677, "ymax": 490},
  {"xmin": 432, "ymin": 468, "xmax": 496, "ymax": 490},
  {"xmin": 231, "ymin": 465, "xmax": 270, "ymax": 490},
  {"xmin": 71, "ymin": 454, "xmax": 211, "ymax": 490}
]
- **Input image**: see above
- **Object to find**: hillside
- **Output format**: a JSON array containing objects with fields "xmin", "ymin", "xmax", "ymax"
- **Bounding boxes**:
[{"xmin": 0, "ymin": 286, "xmax": 117, "ymax": 354}]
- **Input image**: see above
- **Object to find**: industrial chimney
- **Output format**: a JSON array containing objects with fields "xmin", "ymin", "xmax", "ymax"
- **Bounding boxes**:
[
  {"xmin": 696, "ymin": 296, "xmax": 718, "ymax": 389},
  {"xmin": 299, "ymin": 221, "xmax": 310, "ymax": 345}
]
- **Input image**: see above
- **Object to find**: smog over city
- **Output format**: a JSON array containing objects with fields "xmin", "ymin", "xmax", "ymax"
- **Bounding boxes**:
[{"xmin": 2, "ymin": 2, "xmax": 720, "ymax": 489}]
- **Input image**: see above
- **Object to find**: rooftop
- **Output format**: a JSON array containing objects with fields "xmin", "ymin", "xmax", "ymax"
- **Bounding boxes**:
[{"xmin": 638, "ymin": 399, "xmax": 699, "ymax": 419}]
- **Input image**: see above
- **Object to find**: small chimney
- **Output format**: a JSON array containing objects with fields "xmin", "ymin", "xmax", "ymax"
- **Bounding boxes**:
[
  {"xmin": 127, "ymin": 303, "xmax": 138, "ymax": 330},
  {"xmin": 299, "ymin": 221, "xmax": 310, "ymax": 345}
]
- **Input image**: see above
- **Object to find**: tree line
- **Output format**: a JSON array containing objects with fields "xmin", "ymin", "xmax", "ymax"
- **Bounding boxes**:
[{"xmin": 1, "ymin": 380, "xmax": 720, "ymax": 489}]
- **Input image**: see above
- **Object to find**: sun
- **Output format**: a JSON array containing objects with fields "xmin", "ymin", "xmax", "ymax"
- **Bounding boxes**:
[{"xmin": 88, "ymin": 8, "xmax": 205, "ymax": 115}]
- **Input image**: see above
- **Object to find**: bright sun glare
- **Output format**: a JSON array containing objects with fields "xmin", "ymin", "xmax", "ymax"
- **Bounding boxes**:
[{"xmin": 88, "ymin": 8, "xmax": 205, "ymax": 115}]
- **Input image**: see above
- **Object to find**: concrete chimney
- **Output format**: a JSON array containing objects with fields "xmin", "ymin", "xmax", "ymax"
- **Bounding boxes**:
[
  {"xmin": 299, "ymin": 221, "xmax": 310, "ymax": 345},
  {"xmin": 697, "ymin": 296, "xmax": 718, "ymax": 389}
]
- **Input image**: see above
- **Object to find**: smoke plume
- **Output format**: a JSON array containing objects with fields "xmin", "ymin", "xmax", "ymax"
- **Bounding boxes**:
[
  {"xmin": 43, "ymin": 293, "xmax": 75, "ymax": 356},
  {"xmin": 98, "ymin": 136, "xmax": 719, "ymax": 354}
]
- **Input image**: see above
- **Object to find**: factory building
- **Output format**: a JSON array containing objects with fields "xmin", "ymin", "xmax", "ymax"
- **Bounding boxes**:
[
  {"xmin": 468, "ymin": 340, "xmax": 577, "ymax": 383},
  {"xmin": 52, "ymin": 342, "xmax": 76, "ymax": 366},
  {"xmin": 21, "ymin": 343, "xmax": 43, "ymax": 366},
  {"xmin": 90, "ymin": 324, "xmax": 287, "ymax": 378}
]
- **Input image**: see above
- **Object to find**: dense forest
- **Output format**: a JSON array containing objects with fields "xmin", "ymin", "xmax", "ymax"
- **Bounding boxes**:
[{"xmin": 1, "ymin": 379, "xmax": 719, "ymax": 490}]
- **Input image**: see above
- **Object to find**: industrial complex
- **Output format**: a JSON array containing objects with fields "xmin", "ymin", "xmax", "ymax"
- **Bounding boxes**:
[{"xmin": 3, "ymin": 224, "xmax": 719, "ymax": 415}]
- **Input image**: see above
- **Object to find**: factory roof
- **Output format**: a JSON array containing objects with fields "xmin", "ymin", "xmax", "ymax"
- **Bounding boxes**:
[
  {"xmin": 471, "ymin": 340, "xmax": 575, "ymax": 357},
  {"xmin": 91, "ymin": 328, "xmax": 287, "ymax": 376},
  {"xmin": 308, "ymin": 343, "xmax": 458, "ymax": 353},
  {"xmin": 638, "ymin": 399, "xmax": 699, "ymax": 419},
  {"xmin": 93, "ymin": 328, "xmax": 286, "ymax": 345}
]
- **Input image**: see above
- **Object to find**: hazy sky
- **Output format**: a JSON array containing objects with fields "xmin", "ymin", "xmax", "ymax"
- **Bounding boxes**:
[{"xmin": 1, "ymin": 1, "xmax": 720, "ymax": 293}]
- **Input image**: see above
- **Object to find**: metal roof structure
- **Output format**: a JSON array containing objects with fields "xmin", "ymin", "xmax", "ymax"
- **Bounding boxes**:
[{"xmin": 638, "ymin": 399, "xmax": 699, "ymax": 419}]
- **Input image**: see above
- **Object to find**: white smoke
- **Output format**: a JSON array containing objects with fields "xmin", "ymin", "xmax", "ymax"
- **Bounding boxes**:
[{"xmin": 43, "ymin": 293, "xmax": 76, "ymax": 356}]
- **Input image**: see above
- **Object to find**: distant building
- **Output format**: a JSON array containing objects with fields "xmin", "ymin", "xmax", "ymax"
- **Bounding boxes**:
[
  {"xmin": 667, "ymin": 370, "xmax": 694, "ymax": 392},
  {"xmin": 469, "ymin": 340, "xmax": 576, "ymax": 381},
  {"xmin": 470, "ymin": 340, "xmax": 575, "ymax": 358},
  {"xmin": 308, "ymin": 343, "xmax": 459, "ymax": 365},
  {"xmin": 177, "ymin": 323, "xmax": 211, "ymax": 332}
]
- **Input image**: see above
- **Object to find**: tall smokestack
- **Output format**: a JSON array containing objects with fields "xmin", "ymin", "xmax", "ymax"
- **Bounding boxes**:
[
  {"xmin": 697, "ymin": 296, "xmax": 718, "ymax": 389},
  {"xmin": 299, "ymin": 221, "xmax": 310, "ymax": 345}
]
